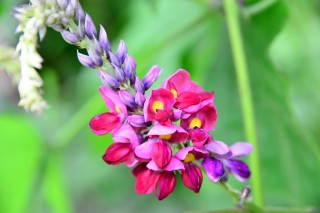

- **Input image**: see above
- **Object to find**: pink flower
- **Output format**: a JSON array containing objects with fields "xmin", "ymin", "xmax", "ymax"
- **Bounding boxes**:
[
  {"xmin": 162, "ymin": 69, "xmax": 203, "ymax": 98},
  {"xmin": 143, "ymin": 88, "xmax": 175, "ymax": 125},
  {"xmin": 175, "ymin": 91, "xmax": 214, "ymax": 113},
  {"xmin": 99, "ymin": 86, "xmax": 127, "ymax": 116},
  {"xmin": 181, "ymin": 104, "xmax": 217, "ymax": 131},
  {"xmin": 103, "ymin": 124, "xmax": 139, "ymax": 167},
  {"xmin": 176, "ymin": 147, "xmax": 208, "ymax": 193},
  {"xmin": 89, "ymin": 112, "xmax": 121, "ymax": 135},
  {"xmin": 148, "ymin": 123, "xmax": 189, "ymax": 143}
]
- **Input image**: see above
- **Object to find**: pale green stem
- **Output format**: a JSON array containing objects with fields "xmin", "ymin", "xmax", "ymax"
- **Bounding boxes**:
[{"xmin": 223, "ymin": 0, "xmax": 264, "ymax": 208}]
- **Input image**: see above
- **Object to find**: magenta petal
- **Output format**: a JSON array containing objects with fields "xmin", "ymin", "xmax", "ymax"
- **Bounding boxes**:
[
  {"xmin": 112, "ymin": 124, "xmax": 139, "ymax": 147},
  {"xmin": 164, "ymin": 157, "xmax": 185, "ymax": 171},
  {"xmin": 205, "ymin": 141, "xmax": 230, "ymax": 157},
  {"xmin": 169, "ymin": 125, "xmax": 189, "ymax": 143},
  {"xmin": 146, "ymin": 160, "xmax": 160, "ymax": 171},
  {"xmin": 230, "ymin": 142, "xmax": 253, "ymax": 158},
  {"xmin": 134, "ymin": 140, "xmax": 156, "ymax": 160},
  {"xmin": 99, "ymin": 86, "xmax": 127, "ymax": 115},
  {"xmin": 148, "ymin": 124, "xmax": 177, "ymax": 136},
  {"xmin": 152, "ymin": 140, "xmax": 172, "ymax": 169},
  {"xmin": 89, "ymin": 112, "xmax": 120, "ymax": 135},
  {"xmin": 175, "ymin": 147, "xmax": 194, "ymax": 161},
  {"xmin": 127, "ymin": 115, "xmax": 147, "ymax": 127},
  {"xmin": 102, "ymin": 143, "xmax": 132, "ymax": 165},
  {"xmin": 155, "ymin": 171, "xmax": 176, "ymax": 200},
  {"xmin": 202, "ymin": 157, "xmax": 225, "ymax": 182},
  {"xmin": 181, "ymin": 163, "xmax": 203, "ymax": 193},
  {"xmin": 135, "ymin": 167, "xmax": 159, "ymax": 195}
]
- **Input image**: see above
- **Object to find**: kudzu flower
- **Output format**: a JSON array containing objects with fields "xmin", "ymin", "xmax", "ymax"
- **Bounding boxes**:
[{"xmin": 90, "ymin": 67, "xmax": 253, "ymax": 200}]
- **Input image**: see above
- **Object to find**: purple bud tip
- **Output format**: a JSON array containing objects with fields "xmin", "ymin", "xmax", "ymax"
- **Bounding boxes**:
[
  {"xmin": 135, "ymin": 77, "xmax": 145, "ymax": 94},
  {"xmin": 135, "ymin": 92, "xmax": 145, "ymax": 107},
  {"xmin": 123, "ymin": 55, "xmax": 136, "ymax": 80},
  {"xmin": 114, "ymin": 65, "xmax": 126, "ymax": 82},
  {"xmin": 93, "ymin": 38, "xmax": 103, "ymax": 56},
  {"xmin": 77, "ymin": 19, "xmax": 85, "ymax": 39},
  {"xmin": 85, "ymin": 14, "xmax": 97, "ymax": 39},
  {"xmin": 119, "ymin": 91, "xmax": 138, "ymax": 109},
  {"xmin": 98, "ymin": 71, "xmax": 119, "ymax": 89},
  {"xmin": 108, "ymin": 51, "xmax": 120, "ymax": 67},
  {"xmin": 75, "ymin": 4, "xmax": 85, "ymax": 23},
  {"xmin": 88, "ymin": 50, "xmax": 103, "ymax": 67},
  {"xmin": 99, "ymin": 25, "xmax": 111, "ymax": 52},
  {"xmin": 142, "ymin": 65, "xmax": 161, "ymax": 90},
  {"xmin": 61, "ymin": 30, "xmax": 79, "ymax": 44},
  {"xmin": 77, "ymin": 51, "xmax": 95, "ymax": 68},
  {"xmin": 116, "ymin": 40, "xmax": 127, "ymax": 64}
]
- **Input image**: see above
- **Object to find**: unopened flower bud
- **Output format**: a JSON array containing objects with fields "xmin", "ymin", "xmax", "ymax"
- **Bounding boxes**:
[
  {"xmin": 116, "ymin": 40, "xmax": 127, "ymax": 64},
  {"xmin": 85, "ymin": 14, "xmax": 96, "ymax": 39},
  {"xmin": 99, "ymin": 25, "xmax": 110, "ymax": 52},
  {"xmin": 98, "ymin": 71, "xmax": 119, "ymax": 89},
  {"xmin": 61, "ymin": 30, "xmax": 79, "ymax": 45},
  {"xmin": 119, "ymin": 90, "xmax": 138, "ymax": 109},
  {"xmin": 77, "ymin": 51, "xmax": 95, "ymax": 68},
  {"xmin": 142, "ymin": 65, "xmax": 161, "ymax": 90}
]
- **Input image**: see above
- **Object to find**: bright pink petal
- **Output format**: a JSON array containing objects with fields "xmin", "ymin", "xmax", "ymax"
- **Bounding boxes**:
[
  {"xmin": 168, "ymin": 125, "xmax": 189, "ymax": 143},
  {"xmin": 102, "ymin": 143, "xmax": 132, "ymax": 165},
  {"xmin": 112, "ymin": 124, "xmax": 139, "ymax": 147},
  {"xmin": 99, "ymin": 86, "xmax": 127, "ymax": 115},
  {"xmin": 148, "ymin": 124, "xmax": 177, "ymax": 136},
  {"xmin": 89, "ymin": 112, "xmax": 120, "ymax": 135},
  {"xmin": 152, "ymin": 140, "xmax": 172, "ymax": 169},
  {"xmin": 134, "ymin": 139, "xmax": 156, "ymax": 160},
  {"xmin": 135, "ymin": 167, "xmax": 159, "ymax": 194},
  {"xmin": 164, "ymin": 157, "xmax": 185, "ymax": 171},
  {"xmin": 188, "ymin": 128, "xmax": 209, "ymax": 148}
]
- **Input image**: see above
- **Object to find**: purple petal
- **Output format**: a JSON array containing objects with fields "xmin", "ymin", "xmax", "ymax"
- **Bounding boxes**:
[
  {"xmin": 93, "ymin": 38, "xmax": 103, "ymax": 56},
  {"xmin": 205, "ymin": 141, "xmax": 230, "ymax": 157},
  {"xmin": 135, "ymin": 92, "xmax": 145, "ymax": 108},
  {"xmin": 135, "ymin": 77, "xmax": 145, "ymax": 94},
  {"xmin": 98, "ymin": 71, "xmax": 119, "ymax": 89},
  {"xmin": 148, "ymin": 124, "xmax": 177, "ymax": 136},
  {"xmin": 85, "ymin": 14, "xmax": 96, "ymax": 39},
  {"xmin": 127, "ymin": 115, "xmax": 147, "ymax": 127},
  {"xmin": 116, "ymin": 40, "xmax": 127, "ymax": 64},
  {"xmin": 202, "ymin": 157, "xmax": 225, "ymax": 182},
  {"xmin": 134, "ymin": 140, "xmax": 156, "ymax": 160},
  {"xmin": 142, "ymin": 65, "xmax": 161, "ymax": 90},
  {"xmin": 226, "ymin": 159, "xmax": 251, "ymax": 182},
  {"xmin": 114, "ymin": 65, "xmax": 125, "ymax": 82},
  {"xmin": 119, "ymin": 90, "xmax": 138, "ymax": 109},
  {"xmin": 75, "ymin": 4, "xmax": 85, "ymax": 22},
  {"xmin": 99, "ymin": 25, "xmax": 110, "ymax": 52},
  {"xmin": 88, "ymin": 50, "xmax": 103, "ymax": 67},
  {"xmin": 108, "ymin": 51, "xmax": 120, "ymax": 67},
  {"xmin": 123, "ymin": 55, "xmax": 136, "ymax": 80},
  {"xmin": 173, "ymin": 109, "xmax": 182, "ymax": 121},
  {"xmin": 230, "ymin": 142, "xmax": 253, "ymax": 158},
  {"xmin": 61, "ymin": 30, "xmax": 79, "ymax": 44},
  {"xmin": 77, "ymin": 51, "xmax": 95, "ymax": 68}
]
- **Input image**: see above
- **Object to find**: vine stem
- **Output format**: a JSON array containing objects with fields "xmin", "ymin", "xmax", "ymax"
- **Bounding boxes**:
[{"xmin": 223, "ymin": 0, "xmax": 264, "ymax": 208}]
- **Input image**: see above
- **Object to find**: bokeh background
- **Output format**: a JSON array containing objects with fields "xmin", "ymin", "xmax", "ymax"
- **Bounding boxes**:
[{"xmin": 1, "ymin": 0, "xmax": 320, "ymax": 212}]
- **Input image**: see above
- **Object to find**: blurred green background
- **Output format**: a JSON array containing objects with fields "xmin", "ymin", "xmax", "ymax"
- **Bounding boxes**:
[{"xmin": 0, "ymin": 0, "xmax": 320, "ymax": 212}]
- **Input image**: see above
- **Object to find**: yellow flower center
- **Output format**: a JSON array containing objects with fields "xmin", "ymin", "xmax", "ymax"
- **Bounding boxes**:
[
  {"xmin": 184, "ymin": 153, "xmax": 195, "ymax": 163},
  {"xmin": 115, "ymin": 105, "xmax": 121, "ymax": 113},
  {"xmin": 152, "ymin": 100, "xmax": 164, "ymax": 113},
  {"xmin": 159, "ymin": 134, "xmax": 172, "ymax": 140},
  {"xmin": 189, "ymin": 117, "xmax": 202, "ymax": 128},
  {"xmin": 171, "ymin": 89, "xmax": 178, "ymax": 98}
]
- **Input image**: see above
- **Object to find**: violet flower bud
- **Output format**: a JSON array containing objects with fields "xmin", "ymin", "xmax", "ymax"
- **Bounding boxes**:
[
  {"xmin": 142, "ymin": 65, "xmax": 161, "ymax": 90},
  {"xmin": 134, "ymin": 77, "xmax": 145, "ymax": 94},
  {"xmin": 66, "ymin": 0, "xmax": 76, "ymax": 18},
  {"xmin": 88, "ymin": 50, "xmax": 103, "ymax": 67},
  {"xmin": 77, "ymin": 19, "xmax": 85, "ymax": 39},
  {"xmin": 61, "ymin": 30, "xmax": 79, "ymax": 45},
  {"xmin": 123, "ymin": 55, "xmax": 136, "ymax": 82},
  {"xmin": 116, "ymin": 40, "xmax": 127, "ymax": 64},
  {"xmin": 99, "ymin": 26, "xmax": 111, "ymax": 52},
  {"xmin": 135, "ymin": 92, "xmax": 145, "ymax": 108},
  {"xmin": 93, "ymin": 38, "xmax": 103, "ymax": 56},
  {"xmin": 108, "ymin": 51, "xmax": 120, "ymax": 67},
  {"xmin": 98, "ymin": 71, "xmax": 119, "ymax": 89},
  {"xmin": 119, "ymin": 90, "xmax": 138, "ymax": 109},
  {"xmin": 75, "ymin": 4, "xmax": 85, "ymax": 23},
  {"xmin": 85, "ymin": 14, "xmax": 96, "ymax": 39},
  {"xmin": 114, "ymin": 65, "xmax": 125, "ymax": 83},
  {"xmin": 77, "ymin": 51, "xmax": 95, "ymax": 68}
]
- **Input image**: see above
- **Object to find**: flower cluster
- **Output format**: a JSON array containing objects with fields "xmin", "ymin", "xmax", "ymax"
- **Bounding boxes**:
[{"xmin": 90, "ymin": 69, "xmax": 252, "ymax": 200}]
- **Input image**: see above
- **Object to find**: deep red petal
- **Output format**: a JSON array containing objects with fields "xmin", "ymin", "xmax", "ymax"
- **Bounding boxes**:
[
  {"xmin": 181, "ymin": 163, "xmax": 203, "ymax": 193},
  {"xmin": 135, "ymin": 167, "xmax": 159, "ymax": 194},
  {"xmin": 155, "ymin": 171, "xmax": 176, "ymax": 200},
  {"xmin": 89, "ymin": 112, "xmax": 120, "ymax": 135}
]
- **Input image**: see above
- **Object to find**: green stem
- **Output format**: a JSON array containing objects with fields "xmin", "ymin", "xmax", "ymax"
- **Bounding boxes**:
[{"xmin": 223, "ymin": 0, "xmax": 264, "ymax": 208}]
